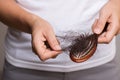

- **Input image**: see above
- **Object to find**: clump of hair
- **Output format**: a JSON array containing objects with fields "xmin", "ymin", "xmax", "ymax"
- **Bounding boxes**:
[{"xmin": 69, "ymin": 33, "xmax": 98, "ymax": 62}]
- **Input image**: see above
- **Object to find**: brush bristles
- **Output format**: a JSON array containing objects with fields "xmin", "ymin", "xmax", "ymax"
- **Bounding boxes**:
[
  {"xmin": 70, "ymin": 33, "xmax": 98, "ymax": 62},
  {"xmin": 70, "ymin": 34, "xmax": 97, "ymax": 57}
]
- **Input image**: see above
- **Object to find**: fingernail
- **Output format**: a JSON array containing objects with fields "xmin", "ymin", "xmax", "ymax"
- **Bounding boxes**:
[
  {"xmin": 54, "ymin": 45, "xmax": 61, "ymax": 50},
  {"xmin": 94, "ymin": 28, "xmax": 101, "ymax": 34}
]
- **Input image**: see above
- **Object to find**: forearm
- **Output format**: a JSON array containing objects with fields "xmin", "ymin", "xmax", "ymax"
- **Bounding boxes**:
[
  {"xmin": 0, "ymin": 0, "xmax": 37, "ymax": 33},
  {"xmin": 110, "ymin": 0, "xmax": 120, "ymax": 2}
]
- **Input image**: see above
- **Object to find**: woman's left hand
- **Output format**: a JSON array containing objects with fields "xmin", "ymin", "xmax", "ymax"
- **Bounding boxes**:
[{"xmin": 92, "ymin": 0, "xmax": 120, "ymax": 43}]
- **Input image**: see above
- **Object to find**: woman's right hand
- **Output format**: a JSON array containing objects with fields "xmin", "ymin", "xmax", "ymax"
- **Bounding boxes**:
[
  {"xmin": 30, "ymin": 15, "xmax": 62, "ymax": 61},
  {"xmin": 0, "ymin": 0, "xmax": 61, "ymax": 61}
]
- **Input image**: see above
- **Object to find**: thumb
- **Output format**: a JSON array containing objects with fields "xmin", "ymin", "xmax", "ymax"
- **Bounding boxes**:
[
  {"xmin": 45, "ymin": 30, "xmax": 61, "ymax": 51},
  {"xmin": 94, "ymin": 11, "xmax": 109, "ymax": 34}
]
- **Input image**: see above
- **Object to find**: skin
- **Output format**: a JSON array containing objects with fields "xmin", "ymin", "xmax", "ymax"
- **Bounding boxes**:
[
  {"xmin": 92, "ymin": 0, "xmax": 120, "ymax": 43},
  {"xmin": 0, "ymin": 0, "xmax": 61, "ymax": 61},
  {"xmin": 0, "ymin": 0, "xmax": 120, "ymax": 61}
]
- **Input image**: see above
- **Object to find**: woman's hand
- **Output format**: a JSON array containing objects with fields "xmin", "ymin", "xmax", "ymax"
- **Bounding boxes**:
[
  {"xmin": 92, "ymin": 0, "xmax": 120, "ymax": 43},
  {"xmin": 31, "ymin": 16, "xmax": 61, "ymax": 61},
  {"xmin": 0, "ymin": 0, "xmax": 61, "ymax": 61}
]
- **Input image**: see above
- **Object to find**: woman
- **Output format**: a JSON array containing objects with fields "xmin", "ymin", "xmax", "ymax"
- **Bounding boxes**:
[{"xmin": 0, "ymin": 0, "xmax": 120, "ymax": 80}]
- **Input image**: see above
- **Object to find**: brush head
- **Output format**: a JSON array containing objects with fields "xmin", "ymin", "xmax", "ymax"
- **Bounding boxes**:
[
  {"xmin": 69, "ymin": 33, "xmax": 98, "ymax": 63},
  {"xmin": 69, "ymin": 22, "xmax": 108, "ymax": 63}
]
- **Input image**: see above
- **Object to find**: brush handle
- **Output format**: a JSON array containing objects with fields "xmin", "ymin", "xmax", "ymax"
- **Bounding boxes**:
[
  {"xmin": 95, "ymin": 22, "xmax": 109, "ymax": 37},
  {"xmin": 101, "ymin": 22, "xmax": 109, "ymax": 33}
]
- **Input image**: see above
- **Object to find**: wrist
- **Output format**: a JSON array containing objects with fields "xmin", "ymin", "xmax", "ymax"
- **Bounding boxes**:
[
  {"xmin": 26, "ymin": 14, "xmax": 38, "ymax": 33},
  {"xmin": 19, "ymin": 12, "xmax": 38, "ymax": 33},
  {"xmin": 25, "ymin": 14, "xmax": 49, "ymax": 34}
]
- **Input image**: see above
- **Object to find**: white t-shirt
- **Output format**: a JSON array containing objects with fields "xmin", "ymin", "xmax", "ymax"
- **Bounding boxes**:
[{"xmin": 4, "ymin": 0, "xmax": 116, "ymax": 72}]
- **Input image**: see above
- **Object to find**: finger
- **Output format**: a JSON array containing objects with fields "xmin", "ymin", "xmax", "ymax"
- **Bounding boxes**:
[
  {"xmin": 45, "ymin": 30, "xmax": 61, "ymax": 51},
  {"xmin": 32, "ymin": 33, "xmax": 46, "ymax": 54},
  {"xmin": 32, "ymin": 33, "xmax": 61, "ymax": 61},
  {"xmin": 33, "ymin": 38, "xmax": 60, "ymax": 61},
  {"xmin": 32, "ymin": 33, "xmax": 47, "ymax": 57},
  {"xmin": 37, "ymin": 49, "xmax": 61, "ymax": 61},
  {"xmin": 92, "ymin": 19, "xmax": 98, "ymax": 33},
  {"xmin": 98, "ymin": 18, "xmax": 118, "ymax": 43},
  {"xmin": 94, "ymin": 11, "xmax": 109, "ymax": 34},
  {"xmin": 32, "ymin": 34, "xmax": 45, "ymax": 53},
  {"xmin": 98, "ymin": 25, "xmax": 114, "ymax": 43}
]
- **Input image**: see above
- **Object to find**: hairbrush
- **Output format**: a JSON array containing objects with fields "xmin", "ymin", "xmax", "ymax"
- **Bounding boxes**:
[
  {"xmin": 69, "ymin": 22, "xmax": 109, "ymax": 63},
  {"xmin": 45, "ymin": 22, "xmax": 109, "ymax": 63}
]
